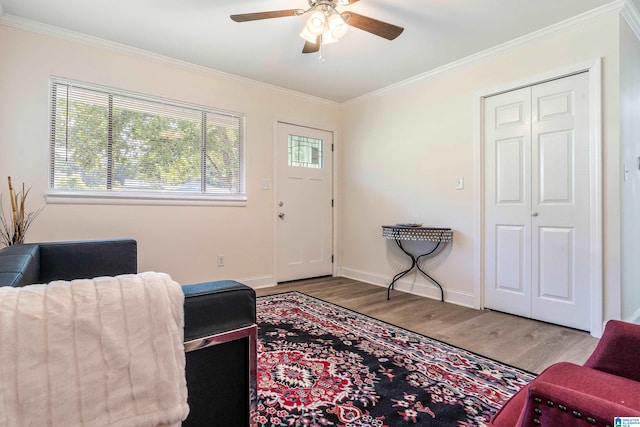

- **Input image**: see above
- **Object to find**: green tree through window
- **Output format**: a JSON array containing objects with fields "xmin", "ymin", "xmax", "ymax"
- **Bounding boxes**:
[{"xmin": 50, "ymin": 80, "xmax": 245, "ymax": 199}]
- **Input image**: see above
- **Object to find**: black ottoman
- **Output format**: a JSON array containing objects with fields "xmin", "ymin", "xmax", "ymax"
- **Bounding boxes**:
[{"xmin": 182, "ymin": 280, "xmax": 257, "ymax": 427}]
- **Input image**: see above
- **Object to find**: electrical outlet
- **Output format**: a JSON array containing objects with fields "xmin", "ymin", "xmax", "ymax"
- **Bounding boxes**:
[
  {"xmin": 260, "ymin": 179, "xmax": 271, "ymax": 190},
  {"xmin": 217, "ymin": 255, "xmax": 224, "ymax": 267}
]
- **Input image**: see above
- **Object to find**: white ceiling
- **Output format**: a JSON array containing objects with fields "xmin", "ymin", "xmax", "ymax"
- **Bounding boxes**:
[{"xmin": 0, "ymin": 0, "xmax": 625, "ymax": 102}]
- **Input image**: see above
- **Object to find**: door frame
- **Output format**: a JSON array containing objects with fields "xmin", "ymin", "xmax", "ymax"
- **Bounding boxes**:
[
  {"xmin": 473, "ymin": 58, "xmax": 603, "ymax": 337},
  {"xmin": 272, "ymin": 118, "xmax": 338, "ymax": 283}
]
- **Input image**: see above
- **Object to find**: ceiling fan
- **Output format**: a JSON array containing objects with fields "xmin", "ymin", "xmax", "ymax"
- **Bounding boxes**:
[{"xmin": 230, "ymin": 0, "xmax": 404, "ymax": 54}]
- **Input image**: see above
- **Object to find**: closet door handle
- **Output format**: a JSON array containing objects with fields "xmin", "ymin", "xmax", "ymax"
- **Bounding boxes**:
[{"xmin": 532, "ymin": 212, "xmax": 538, "ymax": 217}]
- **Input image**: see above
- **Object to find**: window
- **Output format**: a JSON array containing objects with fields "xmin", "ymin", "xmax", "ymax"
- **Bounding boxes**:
[
  {"xmin": 49, "ymin": 79, "xmax": 246, "ymax": 202},
  {"xmin": 288, "ymin": 135, "xmax": 323, "ymax": 168}
]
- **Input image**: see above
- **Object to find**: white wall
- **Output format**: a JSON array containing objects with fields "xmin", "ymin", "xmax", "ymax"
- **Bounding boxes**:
[
  {"xmin": 0, "ymin": 23, "xmax": 341, "ymax": 286},
  {"xmin": 620, "ymin": 16, "xmax": 640, "ymax": 322},
  {"xmin": 338, "ymin": 13, "xmax": 622, "ymax": 320},
  {"xmin": 0, "ymin": 9, "xmax": 633, "ymax": 326}
]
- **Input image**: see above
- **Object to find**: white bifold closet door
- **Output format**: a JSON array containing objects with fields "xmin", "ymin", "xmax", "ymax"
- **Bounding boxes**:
[{"xmin": 484, "ymin": 72, "xmax": 590, "ymax": 331}]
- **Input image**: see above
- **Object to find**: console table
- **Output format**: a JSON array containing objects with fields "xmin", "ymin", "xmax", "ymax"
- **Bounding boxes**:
[{"xmin": 382, "ymin": 225, "xmax": 453, "ymax": 301}]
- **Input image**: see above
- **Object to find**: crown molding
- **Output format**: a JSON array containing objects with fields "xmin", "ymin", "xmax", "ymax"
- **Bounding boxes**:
[
  {"xmin": 621, "ymin": 0, "xmax": 640, "ymax": 39},
  {"xmin": 346, "ymin": 0, "xmax": 626, "ymax": 105},
  {"xmin": 0, "ymin": 13, "xmax": 339, "ymax": 107}
]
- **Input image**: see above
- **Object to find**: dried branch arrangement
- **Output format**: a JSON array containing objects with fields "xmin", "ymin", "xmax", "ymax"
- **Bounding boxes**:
[{"xmin": 0, "ymin": 177, "xmax": 44, "ymax": 247}]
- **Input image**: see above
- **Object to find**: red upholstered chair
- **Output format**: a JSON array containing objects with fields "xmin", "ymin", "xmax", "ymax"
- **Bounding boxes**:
[{"xmin": 490, "ymin": 320, "xmax": 640, "ymax": 427}]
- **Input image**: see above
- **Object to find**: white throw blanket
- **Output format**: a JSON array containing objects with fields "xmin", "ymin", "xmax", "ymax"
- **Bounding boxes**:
[{"xmin": 0, "ymin": 272, "xmax": 189, "ymax": 427}]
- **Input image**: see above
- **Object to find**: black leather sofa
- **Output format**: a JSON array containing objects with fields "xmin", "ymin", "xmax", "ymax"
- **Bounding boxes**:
[{"xmin": 0, "ymin": 238, "xmax": 257, "ymax": 426}]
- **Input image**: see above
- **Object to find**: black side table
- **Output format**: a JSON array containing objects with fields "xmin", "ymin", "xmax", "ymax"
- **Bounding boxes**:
[{"xmin": 382, "ymin": 225, "xmax": 453, "ymax": 301}]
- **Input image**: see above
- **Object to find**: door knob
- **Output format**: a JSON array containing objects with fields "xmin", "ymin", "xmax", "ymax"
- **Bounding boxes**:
[
  {"xmin": 532, "ymin": 212, "xmax": 538, "ymax": 217},
  {"xmin": 278, "ymin": 212, "xmax": 285, "ymax": 219}
]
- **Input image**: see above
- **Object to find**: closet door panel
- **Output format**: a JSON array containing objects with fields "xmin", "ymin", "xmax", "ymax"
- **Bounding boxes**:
[
  {"xmin": 484, "ymin": 87, "xmax": 532, "ymax": 317},
  {"xmin": 531, "ymin": 73, "xmax": 590, "ymax": 330}
]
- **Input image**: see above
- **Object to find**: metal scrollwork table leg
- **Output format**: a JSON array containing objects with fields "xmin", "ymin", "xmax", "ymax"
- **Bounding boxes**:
[{"xmin": 387, "ymin": 239, "xmax": 444, "ymax": 302}]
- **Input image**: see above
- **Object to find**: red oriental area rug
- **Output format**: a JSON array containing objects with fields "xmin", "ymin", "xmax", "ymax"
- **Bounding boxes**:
[{"xmin": 256, "ymin": 292, "xmax": 534, "ymax": 427}]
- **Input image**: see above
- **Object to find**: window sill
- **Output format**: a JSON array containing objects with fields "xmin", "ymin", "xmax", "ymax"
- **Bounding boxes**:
[{"xmin": 46, "ymin": 190, "xmax": 247, "ymax": 207}]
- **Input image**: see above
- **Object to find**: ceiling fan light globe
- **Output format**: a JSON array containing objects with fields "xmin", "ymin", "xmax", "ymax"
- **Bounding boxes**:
[
  {"xmin": 328, "ymin": 13, "xmax": 348, "ymax": 39},
  {"xmin": 300, "ymin": 27, "xmax": 320, "ymax": 44},
  {"xmin": 322, "ymin": 31, "xmax": 339, "ymax": 44},
  {"xmin": 307, "ymin": 11, "xmax": 326, "ymax": 32},
  {"xmin": 331, "ymin": 25, "xmax": 348, "ymax": 39}
]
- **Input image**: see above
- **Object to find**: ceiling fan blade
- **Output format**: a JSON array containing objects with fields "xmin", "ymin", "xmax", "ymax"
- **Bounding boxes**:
[
  {"xmin": 230, "ymin": 9, "xmax": 303, "ymax": 22},
  {"xmin": 343, "ymin": 12, "xmax": 404, "ymax": 40},
  {"xmin": 302, "ymin": 37, "xmax": 320, "ymax": 54}
]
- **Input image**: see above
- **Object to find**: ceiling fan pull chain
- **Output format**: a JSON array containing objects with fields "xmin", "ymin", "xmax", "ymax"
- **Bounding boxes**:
[{"xmin": 319, "ymin": 34, "xmax": 326, "ymax": 63}]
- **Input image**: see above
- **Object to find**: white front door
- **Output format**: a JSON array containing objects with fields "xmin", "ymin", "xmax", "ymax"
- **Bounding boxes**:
[
  {"xmin": 276, "ymin": 122, "xmax": 333, "ymax": 282},
  {"xmin": 484, "ymin": 72, "xmax": 591, "ymax": 330}
]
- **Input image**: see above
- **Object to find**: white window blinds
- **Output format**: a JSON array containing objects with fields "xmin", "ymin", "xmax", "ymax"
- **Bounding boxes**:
[{"xmin": 49, "ymin": 79, "xmax": 246, "ymax": 200}]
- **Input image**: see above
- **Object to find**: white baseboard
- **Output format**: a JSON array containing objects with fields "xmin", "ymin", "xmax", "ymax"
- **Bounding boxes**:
[
  {"xmin": 336, "ymin": 267, "xmax": 475, "ymax": 308},
  {"xmin": 623, "ymin": 307, "xmax": 640, "ymax": 325},
  {"xmin": 240, "ymin": 275, "xmax": 277, "ymax": 289},
  {"xmin": 240, "ymin": 269, "xmax": 475, "ymax": 309}
]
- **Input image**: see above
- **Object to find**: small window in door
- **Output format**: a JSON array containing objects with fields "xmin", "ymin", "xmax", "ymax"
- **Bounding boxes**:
[{"xmin": 288, "ymin": 135, "xmax": 322, "ymax": 168}]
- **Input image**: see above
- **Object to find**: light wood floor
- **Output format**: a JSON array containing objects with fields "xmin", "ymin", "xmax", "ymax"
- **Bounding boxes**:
[{"xmin": 255, "ymin": 276, "xmax": 600, "ymax": 374}]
